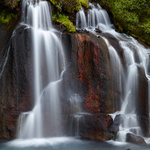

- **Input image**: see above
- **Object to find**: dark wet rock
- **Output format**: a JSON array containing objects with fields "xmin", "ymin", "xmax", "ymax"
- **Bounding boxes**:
[
  {"xmin": 126, "ymin": 133, "xmax": 147, "ymax": 146},
  {"xmin": 53, "ymin": 21, "xmax": 67, "ymax": 32},
  {"xmin": 127, "ymin": 43, "xmax": 141, "ymax": 64},
  {"xmin": 95, "ymin": 28, "xmax": 102, "ymax": 33},
  {"xmin": 0, "ymin": 25, "xmax": 32, "ymax": 139},
  {"xmin": 76, "ymin": 29, "xmax": 83, "ymax": 33},
  {"xmin": 101, "ymin": 33, "xmax": 124, "ymax": 60},
  {"xmin": 137, "ymin": 39, "xmax": 150, "ymax": 49},
  {"xmin": 115, "ymin": 28, "xmax": 121, "ymax": 33},
  {"xmin": 147, "ymin": 55, "xmax": 150, "ymax": 76},
  {"xmin": 137, "ymin": 66, "xmax": 149, "ymax": 137},
  {"xmin": 109, "ymin": 114, "xmax": 124, "ymax": 133},
  {"xmin": 76, "ymin": 114, "xmax": 113, "ymax": 141},
  {"xmin": 83, "ymin": 29, "xmax": 89, "ymax": 33}
]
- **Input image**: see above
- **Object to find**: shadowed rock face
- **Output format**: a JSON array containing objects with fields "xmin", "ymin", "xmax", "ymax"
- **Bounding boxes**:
[
  {"xmin": 61, "ymin": 32, "xmax": 122, "ymax": 140},
  {"xmin": 77, "ymin": 34, "xmax": 107, "ymax": 113},
  {"xmin": 62, "ymin": 32, "xmax": 122, "ymax": 115},
  {"xmin": 78, "ymin": 114, "xmax": 113, "ymax": 141},
  {"xmin": 137, "ymin": 66, "xmax": 149, "ymax": 137},
  {"xmin": 0, "ymin": 25, "xmax": 33, "ymax": 139}
]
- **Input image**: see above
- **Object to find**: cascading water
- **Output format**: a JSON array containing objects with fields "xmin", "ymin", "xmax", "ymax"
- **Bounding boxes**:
[
  {"xmin": 76, "ymin": 2, "xmax": 150, "ymax": 143},
  {"xmin": 76, "ymin": 3, "xmax": 113, "ymax": 31},
  {"xmin": 17, "ymin": 0, "xmax": 66, "ymax": 139}
]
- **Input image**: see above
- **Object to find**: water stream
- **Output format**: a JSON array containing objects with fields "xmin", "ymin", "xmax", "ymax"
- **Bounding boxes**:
[{"xmin": 17, "ymin": 0, "xmax": 66, "ymax": 139}]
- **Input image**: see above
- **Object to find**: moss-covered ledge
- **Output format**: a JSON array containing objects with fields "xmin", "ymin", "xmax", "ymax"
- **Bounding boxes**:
[
  {"xmin": 52, "ymin": 14, "xmax": 76, "ymax": 32},
  {"xmin": 90, "ymin": 0, "xmax": 150, "ymax": 45},
  {"xmin": 50, "ymin": 0, "xmax": 89, "ymax": 32}
]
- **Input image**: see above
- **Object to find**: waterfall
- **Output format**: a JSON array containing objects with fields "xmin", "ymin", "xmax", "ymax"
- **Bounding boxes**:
[
  {"xmin": 76, "ymin": 7, "xmax": 87, "ymax": 29},
  {"xmin": 76, "ymin": 2, "xmax": 150, "ymax": 143},
  {"xmin": 17, "ymin": 0, "xmax": 66, "ymax": 139},
  {"xmin": 76, "ymin": 3, "xmax": 112, "ymax": 31}
]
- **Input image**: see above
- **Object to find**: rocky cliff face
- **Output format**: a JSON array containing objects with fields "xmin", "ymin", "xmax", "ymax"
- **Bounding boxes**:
[
  {"xmin": 0, "ymin": 0, "xmax": 149, "ymax": 141},
  {"xmin": 0, "ymin": 23, "xmax": 149, "ymax": 140},
  {"xmin": 0, "ymin": 24, "xmax": 33, "ymax": 139}
]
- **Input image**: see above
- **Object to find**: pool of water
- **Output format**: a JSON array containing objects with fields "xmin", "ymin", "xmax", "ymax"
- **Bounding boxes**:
[{"xmin": 0, "ymin": 137, "xmax": 150, "ymax": 150}]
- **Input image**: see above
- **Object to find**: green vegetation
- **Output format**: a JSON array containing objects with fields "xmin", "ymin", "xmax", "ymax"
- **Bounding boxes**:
[
  {"xmin": 91, "ymin": 0, "xmax": 150, "ymax": 44},
  {"xmin": 50, "ymin": 0, "xmax": 89, "ymax": 33},
  {"xmin": 53, "ymin": 14, "xmax": 76, "ymax": 32},
  {"xmin": 49, "ymin": 0, "xmax": 89, "ymax": 13},
  {"xmin": 0, "ymin": 1, "xmax": 19, "ymax": 30},
  {"xmin": 0, "ymin": 12, "xmax": 17, "ymax": 24},
  {"xmin": 80, "ymin": 0, "xmax": 89, "ymax": 8}
]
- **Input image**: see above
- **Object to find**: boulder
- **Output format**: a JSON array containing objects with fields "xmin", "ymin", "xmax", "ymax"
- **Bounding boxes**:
[
  {"xmin": 126, "ymin": 133, "xmax": 147, "ymax": 146},
  {"xmin": 109, "ymin": 114, "xmax": 124, "ymax": 133}
]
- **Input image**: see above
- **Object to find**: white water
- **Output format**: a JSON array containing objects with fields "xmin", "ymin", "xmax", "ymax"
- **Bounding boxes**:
[
  {"xmin": 76, "ymin": 3, "xmax": 113, "ymax": 31},
  {"xmin": 17, "ymin": 0, "xmax": 66, "ymax": 139},
  {"xmin": 76, "ymin": 2, "xmax": 150, "ymax": 143}
]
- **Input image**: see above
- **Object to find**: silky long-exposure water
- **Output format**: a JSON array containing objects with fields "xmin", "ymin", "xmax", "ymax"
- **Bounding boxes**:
[
  {"xmin": 17, "ymin": 0, "xmax": 66, "ymax": 139},
  {"xmin": 1, "ymin": 1, "xmax": 150, "ymax": 150}
]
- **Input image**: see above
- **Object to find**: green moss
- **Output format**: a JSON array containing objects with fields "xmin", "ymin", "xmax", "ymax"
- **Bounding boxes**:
[
  {"xmin": 140, "ymin": 20, "xmax": 150, "ymax": 34},
  {"xmin": 0, "ymin": 12, "xmax": 17, "ymax": 25},
  {"xmin": 49, "ymin": 0, "xmax": 56, "ymax": 5},
  {"xmin": 53, "ymin": 14, "xmax": 76, "ymax": 32},
  {"xmin": 80, "ymin": 0, "xmax": 89, "ymax": 8}
]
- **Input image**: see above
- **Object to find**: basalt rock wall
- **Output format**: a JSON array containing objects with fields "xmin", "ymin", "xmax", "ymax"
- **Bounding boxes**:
[
  {"xmin": 61, "ymin": 32, "xmax": 123, "ymax": 140},
  {"xmin": 0, "ymin": 22, "xmax": 149, "ymax": 140},
  {"xmin": 0, "ymin": 24, "xmax": 33, "ymax": 139}
]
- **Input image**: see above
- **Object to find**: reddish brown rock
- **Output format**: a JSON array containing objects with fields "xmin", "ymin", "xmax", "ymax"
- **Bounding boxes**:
[{"xmin": 61, "ymin": 32, "xmax": 122, "ymax": 140}]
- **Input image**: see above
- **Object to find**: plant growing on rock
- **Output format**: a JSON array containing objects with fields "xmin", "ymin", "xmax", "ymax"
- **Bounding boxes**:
[
  {"xmin": 91, "ymin": 0, "xmax": 150, "ymax": 44},
  {"xmin": 53, "ymin": 13, "xmax": 76, "ymax": 32}
]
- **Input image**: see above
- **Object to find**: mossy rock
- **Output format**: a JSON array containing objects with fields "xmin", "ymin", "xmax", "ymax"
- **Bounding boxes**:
[
  {"xmin": 53, "ymin": 14, "xmax": 76, "ymax": 32},
  {"xmin": 0, "ymin": 3, "xmax": 18, "ymax": 30},
  {"xmin": 80, "ymin": 0, "xmax": 89, "ymax": 8},
  {"xmin": 0, "ymin": 12, "xmax": 18, "ymax": 25},
  {"xmin": 90, "ymin": 0, "xmax": 150, "ymax": 45}
]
